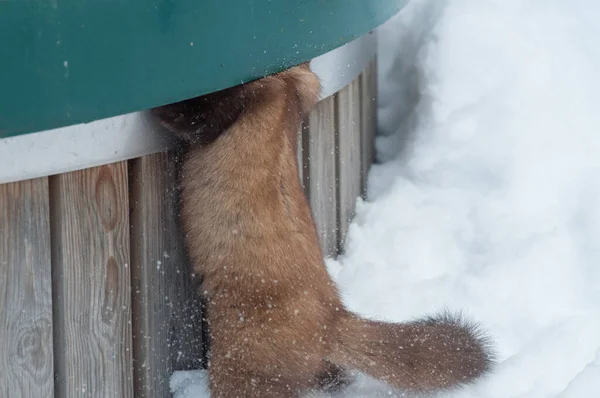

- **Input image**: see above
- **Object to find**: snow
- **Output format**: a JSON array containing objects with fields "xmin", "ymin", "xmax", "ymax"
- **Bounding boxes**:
[{"xmin": 171, "ymin": 0, "xmax": 600, "ymax": 396}]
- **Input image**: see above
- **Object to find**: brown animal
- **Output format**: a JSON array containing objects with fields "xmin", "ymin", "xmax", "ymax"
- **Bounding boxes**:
[{"xmin": 151, "ymin": 63, "xmax": 493, "ymax": 397}]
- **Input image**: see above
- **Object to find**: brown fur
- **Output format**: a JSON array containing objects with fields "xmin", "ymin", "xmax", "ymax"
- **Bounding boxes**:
[{"xmin": 151, "ymin": 63, "xmax": 494, "ymax": 397}]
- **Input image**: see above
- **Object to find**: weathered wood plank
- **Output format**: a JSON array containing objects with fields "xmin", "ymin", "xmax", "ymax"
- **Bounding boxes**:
[
  {"xmin": 0, "ymin": 178, "xmax": 54, "ymax": 398},
  {"xmin": 306, "ymin": 96, "xmax": 338, "ymax": 257},
  {"xmin": 360, "ymin": 58, "xmax": 378, "ymax": 197},
  {"xmin": 129, "ymin": 152, "xmax": 203, "ymax": 398},
  {"xmin": 336, "ymin": 79, "xmax": 362, "ymax": 250},
  {"xmin": 50, "ymin": 162, "xmax": 133, "ymax": 397}
]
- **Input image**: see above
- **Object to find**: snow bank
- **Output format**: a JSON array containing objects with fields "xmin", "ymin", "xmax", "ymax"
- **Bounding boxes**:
[{"xmin": 172, "ymin": 0, "xmax": 600, "ymax": 396}]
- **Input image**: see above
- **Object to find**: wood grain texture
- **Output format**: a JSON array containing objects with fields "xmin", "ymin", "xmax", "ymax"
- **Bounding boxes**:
[
  {"xmin": 336, "ymin": 80, "xmax": 363, "ymax": 250},
  {"xmin": 306, "ymin": 96, "xmax": 338, "ymax": 257},
  {"xmin": 50, "ymin": 162, "xmax": 133, "ymax": 397},
  {"xmin": 0, "ymin": 178, "xmax": 54, "ymax": 398},
  {"xmin": 129, "ymin": 152, "xmax": 203, "ymax": 398},
  {"xmin": 360, "ymin": 58, "xmax": 378, "ymax": 197}
]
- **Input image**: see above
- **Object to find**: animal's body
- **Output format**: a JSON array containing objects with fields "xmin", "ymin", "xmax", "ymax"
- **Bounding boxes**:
[{"xmin": 152, "ymin": 63, "xmax": 493, "ymax": 397}]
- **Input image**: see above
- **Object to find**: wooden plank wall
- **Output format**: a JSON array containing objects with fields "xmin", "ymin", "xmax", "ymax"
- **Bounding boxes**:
[
  {"xmin": 50, "ymin": 162, "xmax": 133, "ymax": 397},
  {"xmin": 0, "ymin": 178, "xmax": 54, "ymax": 398},
  {"xmin": 129, "ymin": 152, "xmax": 203, "ymax": 398},
  {"xmin": 0, "ymin": 58, "xmax": 376, "ymax": 398},
  {"xmin": 300, "ymin": 58, "xmax": 377, "ymax": 255},
  {"xmin": 304, "ymin": 97, "xmax": 338, "ymax": 257},
  {"xmin": 336, "ymin": 79, "xmax": 362, "ymax": 250}
]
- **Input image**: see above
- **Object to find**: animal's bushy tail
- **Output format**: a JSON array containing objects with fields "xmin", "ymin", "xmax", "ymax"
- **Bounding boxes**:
[{"xmin": 328, "ymin": 310, "xmax": 494, "ymax": 393}]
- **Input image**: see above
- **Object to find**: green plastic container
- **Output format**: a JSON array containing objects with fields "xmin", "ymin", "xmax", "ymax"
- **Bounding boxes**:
[{"xmin": 0, "ymin": 0, "xmax": 407, "ymax": 138}]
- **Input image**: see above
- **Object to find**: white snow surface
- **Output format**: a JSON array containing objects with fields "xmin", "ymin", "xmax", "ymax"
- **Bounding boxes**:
[{"xmin": 172, "ymin": 0, "xmax": 600, "ymax": 396}]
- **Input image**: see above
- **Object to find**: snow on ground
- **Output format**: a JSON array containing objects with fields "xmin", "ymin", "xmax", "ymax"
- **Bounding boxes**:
[{"xmin": 172, "ymin": 0, "xmax": 600, "ymax": 396}]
